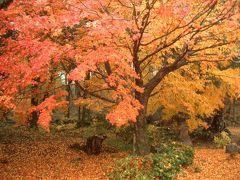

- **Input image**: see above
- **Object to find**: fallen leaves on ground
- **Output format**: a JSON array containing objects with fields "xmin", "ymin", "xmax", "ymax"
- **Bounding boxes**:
[
  {"xmin": 0, "ymin": 133, "xmax": 125, "ymax": 180},
  {"xmin": 1, "ymin": 127, "xmax": 240, "ymax": 180},
  {"xmin": 177, "ymin": 148, "xmax": 240, "ymax": 180}
]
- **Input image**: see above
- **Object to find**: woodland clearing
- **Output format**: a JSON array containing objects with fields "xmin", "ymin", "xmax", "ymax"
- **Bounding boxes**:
[{"xmin": 0, "ymin": 125, "xmax": 240, "ymax": 180}]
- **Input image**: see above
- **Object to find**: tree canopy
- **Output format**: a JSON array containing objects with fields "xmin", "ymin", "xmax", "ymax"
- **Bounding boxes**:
[{"xmin": 0, "ymin": 0, "xmax": 239, "ymax": 154}]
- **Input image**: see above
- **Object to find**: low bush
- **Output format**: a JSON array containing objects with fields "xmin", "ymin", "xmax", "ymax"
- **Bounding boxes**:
[
  {"xmin": 190, "ymin": 126, "xmax": 214, "ymax": 142},
  {"xmin": 213, "ymin": 131, "xmax": 231, "ymax": 148},
  {"xmin": 109, "ymin": 142, "xmax": 194, "ymax": 180},
  {"xmin": 148, "ymin": 125, "xmax": 178, "ymax": 146}
]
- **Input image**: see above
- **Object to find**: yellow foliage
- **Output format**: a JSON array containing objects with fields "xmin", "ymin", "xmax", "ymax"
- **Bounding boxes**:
[
  {"xmin": 147, "ymin": 63, "xmax": 240, "ymax": 131},
  {"xmin": 186, "ymin": 118, "xmax": 209, "ymax": 133}
]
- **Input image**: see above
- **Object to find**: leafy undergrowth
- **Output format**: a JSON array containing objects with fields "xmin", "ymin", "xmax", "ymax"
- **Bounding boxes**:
[{"xmin": 109, "ymin": 143, "xmax": 194, "ymax": 179}]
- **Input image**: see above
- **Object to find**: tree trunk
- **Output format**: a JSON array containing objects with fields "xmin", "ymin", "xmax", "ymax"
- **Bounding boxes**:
[
  {"xmin": 134, "ymin": 110, "xmax": 150, "ymax": 155},
  {"xmin": 30, "ymin": 97, "xmax": 38, "ymax": 129},
  {"xmin": 233, "ymin": 98, "xmax": 236, "ymax": 123},
  {"xmin": 30, "ymin": 92, "xmax": 49, "ymax": 129},
  {"xmin": 75, "ymin": 82, "xmax": 82, "ymax": 128},
  {"xmin": 81, "ymin": 106, "xmax": 87, "ymax": 125},
  {"xmin": 76, "ymin": 106, "xmax": 89, "ymax": 128},
  {"xmin": 76, "ymin": 73, "xmax": 91, "ymax": 128},
  {"xmin": 66, "ymin": 83, "xmax": 71, "ymax": 119},
  {"xmin": 76, "ymin": 106, "xmax": 82, "ymax": 128},
  {"xmin": 133, "ymin": 94, "xmax": 150, "ymax": 155},
  {"xmin": 179, "ymin": 121, "xmax": 193, "ymax": 146}
]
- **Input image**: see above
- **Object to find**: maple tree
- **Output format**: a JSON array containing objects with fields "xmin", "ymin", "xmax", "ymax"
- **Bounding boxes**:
[{"xmin": 0, "ymin": 0, "xmax": 239, "ymax": 155}]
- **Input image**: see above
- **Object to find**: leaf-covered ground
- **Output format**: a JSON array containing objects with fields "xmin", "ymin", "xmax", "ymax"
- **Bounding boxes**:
[
  {"xmin": 177, "ymin": 148, "xmax": 240, "ymax": 180},
  {"xmin": 0, "ymin": 125, "xmax": 240, "ymax": 179},
  {"xmin": 0, "ymin": 126, "xmax": 126, "ymax": 179},
  {"xmin": 178, "ymin": 127, "xmax": 240, "ymax": 180}
]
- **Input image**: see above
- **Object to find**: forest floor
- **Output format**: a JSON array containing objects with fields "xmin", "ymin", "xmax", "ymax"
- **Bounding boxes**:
[
  {"xmin": 0, "ymin": 124, "xmax": 240, "ymax": 180},
  {"xmin": 177, "ymin": 127, "xmax": 240, "ymax": 180},
  {"xmin": 177, "ymin": 148, "xmax": 240, "ymax": 180},
  {"xmin": 0, "ymin": 124, "xmax": 125, "ymax": 179}
]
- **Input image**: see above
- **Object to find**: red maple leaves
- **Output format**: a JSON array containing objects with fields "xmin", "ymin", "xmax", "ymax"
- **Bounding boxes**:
[{"xmin": 0, "ymin": 0, "xmax": 238, "ymax": 131}]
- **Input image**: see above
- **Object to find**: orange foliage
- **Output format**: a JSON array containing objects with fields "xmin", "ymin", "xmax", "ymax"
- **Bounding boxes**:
[{"xmin": 0, "ymin": 0, "xmax": 239, "ymax": 131}]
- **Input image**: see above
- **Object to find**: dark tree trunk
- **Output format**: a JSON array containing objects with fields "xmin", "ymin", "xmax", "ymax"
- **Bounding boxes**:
[
  {"xmin": 30, "ymin": 92, "xmax": 49, "ymax": 129},
  {"xmin": 209, "ymin": 109, "xmax": 226, "ymax": 134},
  {"xmin": 66, "ymin": 83, "xmax": 71, "ymax": 119},
  {"xmin": 29, "ymin": 77, "xmax": 41, "ymax": 129},
  {"xmin": 76, "ymin": 73, "xmax": 91, "ymax": 128},
  {"xmin": 75, "ymin": 82, "xmax": 82, "ymax": 128},
  {"xmin": 179, "ymin": 121, "xmax": 193, "ymax": 146},
  {"xmin": 30, "ymin": 97, "xmax": 38, "ymax": 129},
  {"xmin": 76, "ymin": 106, "xmax": 90, "ymax": 128},
  {"xmin": 133, "ymin": 93, "xmax": 150, "ymax": 155},
  {"xmin": 82, "ymin": 106, "xmax": 86, "ymax": 123},
  {"xmin": 131, "ymin": 52, "xmax": 151, "ymax": 155},
  {"xmin": 134, "ymin": 110, "xmax": 150, "ymax": 155},
  {"xmin": 232, "ymin": 98, "xmax": 237, "ymax": 123},
  {"xmin": 76, "ymin": 106, "xmax": 82, "ymax": 128}
]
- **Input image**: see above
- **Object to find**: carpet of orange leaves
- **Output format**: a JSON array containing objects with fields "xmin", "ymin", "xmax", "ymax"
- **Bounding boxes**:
[
  {"xmin": 0, "ymin": 134, "xmax": 125, "ymax": 180},
  {"xmin": 177, "ymin": 148, "xmax": 240, "ymax": 180},
  {"xmin": 1, "ymin": 129, "xmax": 240, "ymax": 180}
]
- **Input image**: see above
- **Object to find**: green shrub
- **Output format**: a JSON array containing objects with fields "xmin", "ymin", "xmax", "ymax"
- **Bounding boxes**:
[
  {"xmin": 190, "ymin": 126, "xmax": 214, "ymax": 141},
  {"xmin": 115, "ymin": 125, "xmax": 134, "ymax": 144},
  {"xmin": 108, "ymin": 155, "xmax": 154, "ymax": 180},
  {"xmin": 108, "ymin": 142, "xmax": 194, "ymax": 180},
  {"xmin": 147, "ymin": 125, "xmax": 178, "ymax": 146},
  {"xmin": 213, "ymin": 131, "xmax": 231, "ymax": 148}
]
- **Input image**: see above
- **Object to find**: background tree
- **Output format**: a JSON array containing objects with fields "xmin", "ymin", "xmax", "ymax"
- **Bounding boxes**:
[{"xmin": 148, "ymin": 61, "xmax": 240, "ymax": 131}]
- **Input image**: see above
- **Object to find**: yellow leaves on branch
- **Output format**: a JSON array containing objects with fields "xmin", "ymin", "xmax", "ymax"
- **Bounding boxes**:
[
  {"xmin": 147, "ymin": 62, "xmax": 239, "ymax": 131},
  {"xmin": 187, "ymin": 119, "xmax": 209, "ymax": 133}
]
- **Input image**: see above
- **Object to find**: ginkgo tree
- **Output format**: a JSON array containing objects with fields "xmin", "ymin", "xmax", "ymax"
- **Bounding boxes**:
[
  {"xmin": 147, "ymin": 61, "xmax": 240, "ymax": 131},
  {"xmin": 0, "ymin": 0, "xmax": 239, "ymax": 155}
]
